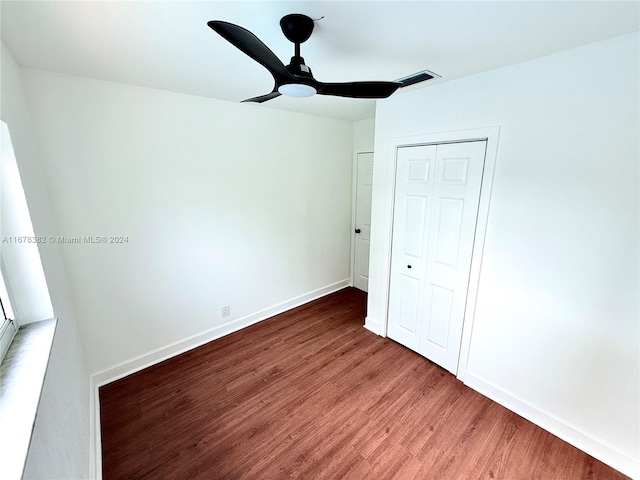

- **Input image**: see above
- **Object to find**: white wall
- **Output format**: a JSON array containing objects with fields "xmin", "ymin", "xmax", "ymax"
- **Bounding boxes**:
[
  {"xmin": 353, "ymin": 117, "xmax": 375, "ymax": 152},
  {"xmin": 367, "ymin": 33, "xmax": 639, "ymax": 476},
  {"xmin": 21, "ymin": 69, "xmax": 354, "ymax": 375},
  {"xmin": 1, "ymin": 43, "xmax": 91, "ymax": 479}
]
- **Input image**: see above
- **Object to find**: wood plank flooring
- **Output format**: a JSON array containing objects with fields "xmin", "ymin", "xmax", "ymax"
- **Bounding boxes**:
[{"xmin": 100, "ymin": 288, "xmax": 628, "ymax": 479}]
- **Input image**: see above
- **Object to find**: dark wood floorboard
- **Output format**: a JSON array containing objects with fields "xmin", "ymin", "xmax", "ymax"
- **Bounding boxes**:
[{"xmin": 100, "ymin": 287, "xmax": 629, "ymax": 480}]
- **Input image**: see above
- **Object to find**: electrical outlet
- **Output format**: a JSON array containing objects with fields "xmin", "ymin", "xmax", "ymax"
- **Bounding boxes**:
[{"xmin": 221, "ymin": 305, "xmax": 230, "ymax": 318}]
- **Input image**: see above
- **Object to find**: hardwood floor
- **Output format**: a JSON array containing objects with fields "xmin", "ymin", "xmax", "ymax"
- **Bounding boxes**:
[{"xmin": 100, "ymin": 288, "xmax": 628, "ymax": 479}]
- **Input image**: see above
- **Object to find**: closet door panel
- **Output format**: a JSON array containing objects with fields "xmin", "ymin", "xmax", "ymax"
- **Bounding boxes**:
[{"xmin": 387, "ymin": 145, "xmax": 436, "ymax": 351}]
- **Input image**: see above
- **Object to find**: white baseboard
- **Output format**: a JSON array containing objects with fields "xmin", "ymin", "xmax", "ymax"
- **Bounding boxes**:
[
  {"xmin": 89, "ymin": 279, "xmax": 350, "ymax": 479},
  {"xmin": 363, "ymin": 316, "xmax": 382, "ymax": 336},
  {"xmin": 91, "ymin": 279, "xmax": 350, "ymax": 387},
  {"xmin": 463, "ymin": 370, "xmax": 640, "ymax": 480}
]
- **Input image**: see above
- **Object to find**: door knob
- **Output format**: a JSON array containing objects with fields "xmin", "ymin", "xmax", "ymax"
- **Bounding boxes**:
[
  {"xmin": 407, "ymin": 265, "xmax": 412, "ymax": 269},
  {"xmin": 355, "ymin": 229, "xmax": 361, "ymax": 234}
]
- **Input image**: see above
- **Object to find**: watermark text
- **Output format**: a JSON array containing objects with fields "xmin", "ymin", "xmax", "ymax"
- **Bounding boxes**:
[{"xmin": 2, "ymin": 235, "xmax": 129, "ymax": 244}]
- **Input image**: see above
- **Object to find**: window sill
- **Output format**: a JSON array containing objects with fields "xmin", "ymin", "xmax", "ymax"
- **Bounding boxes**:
[{"xmin": 0, "ymin": 318, "xmax": 57, "ymax": 480}]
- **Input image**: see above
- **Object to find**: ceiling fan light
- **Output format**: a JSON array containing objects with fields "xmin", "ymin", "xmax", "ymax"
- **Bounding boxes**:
[{"xmin": 278, "ymin": 83, "xmax": 316, "ymax": 98}]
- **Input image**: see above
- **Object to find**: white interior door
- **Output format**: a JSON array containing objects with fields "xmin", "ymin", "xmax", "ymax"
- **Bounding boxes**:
[
  {"xmin": 354, "ymin": 152, "xmax": 373, "ymax": 292},
  {"xmin": 387, "ymin": 141, "xmax": 487, "ymax": 373}
]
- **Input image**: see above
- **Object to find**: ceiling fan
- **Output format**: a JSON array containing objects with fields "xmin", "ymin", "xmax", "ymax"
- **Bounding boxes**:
[{"xmin": 207, "ymin": 13, "xmax": 437, "ymax": 103}]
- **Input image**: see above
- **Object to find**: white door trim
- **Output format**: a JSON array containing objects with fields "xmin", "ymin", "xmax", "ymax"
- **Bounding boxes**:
[
  {"xmin": 366, "ymin": 127, "xmax": 500, "ymax": 380},
  {"xmin": 350, "ymin": 148, "xmax": 374, "ymax": 289}
]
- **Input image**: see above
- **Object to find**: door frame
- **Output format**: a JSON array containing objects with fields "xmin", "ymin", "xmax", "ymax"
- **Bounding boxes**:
[
  {"xmin": 373, "ymin": 127, "xmax": 500, "ymax": 379},
  {"xmin": 350, "ymin": 148, "xmax": 374, "ymax": 289}
]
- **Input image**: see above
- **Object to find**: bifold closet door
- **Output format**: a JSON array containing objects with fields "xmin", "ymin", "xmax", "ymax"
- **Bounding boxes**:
[{"xmin": 387, "ymin": 141, "xmax": 487, "ymax": 374}]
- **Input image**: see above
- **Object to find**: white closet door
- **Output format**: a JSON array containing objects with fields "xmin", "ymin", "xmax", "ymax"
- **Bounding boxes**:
[
  {"xmin": 387, "ymin": 141, "xmax": 487, "ymax": 373},
  {"xmin": 387, "ymin": 145, "xmax": 437, "ymax": 351},
  {"xmin": 419, "ymin": 141, "xmax": 486, "ymax": 372}
]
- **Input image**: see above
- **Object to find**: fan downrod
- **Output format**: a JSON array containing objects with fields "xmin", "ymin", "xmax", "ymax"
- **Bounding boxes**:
[{"xmin": 280, "ymin": 14, "xmax": 314, "ymax": 44}]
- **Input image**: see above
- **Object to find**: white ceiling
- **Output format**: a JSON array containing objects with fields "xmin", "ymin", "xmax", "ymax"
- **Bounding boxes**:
[{"xmin": 2, "ymin": 1, "xmax": 638, "ymax": 121}]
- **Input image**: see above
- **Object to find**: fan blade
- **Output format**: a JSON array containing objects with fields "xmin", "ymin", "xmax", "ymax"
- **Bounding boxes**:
[
  {"xmin": 316, "ymin": 81, "xmax": 402, "ymax": 99},
  {"xmin": 207, "ymin": 20, "xmax": 293, "ymax": 82},
  {"xmin": 242, "ymin": 91, "xmax": 281, "ymax": 103}
]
